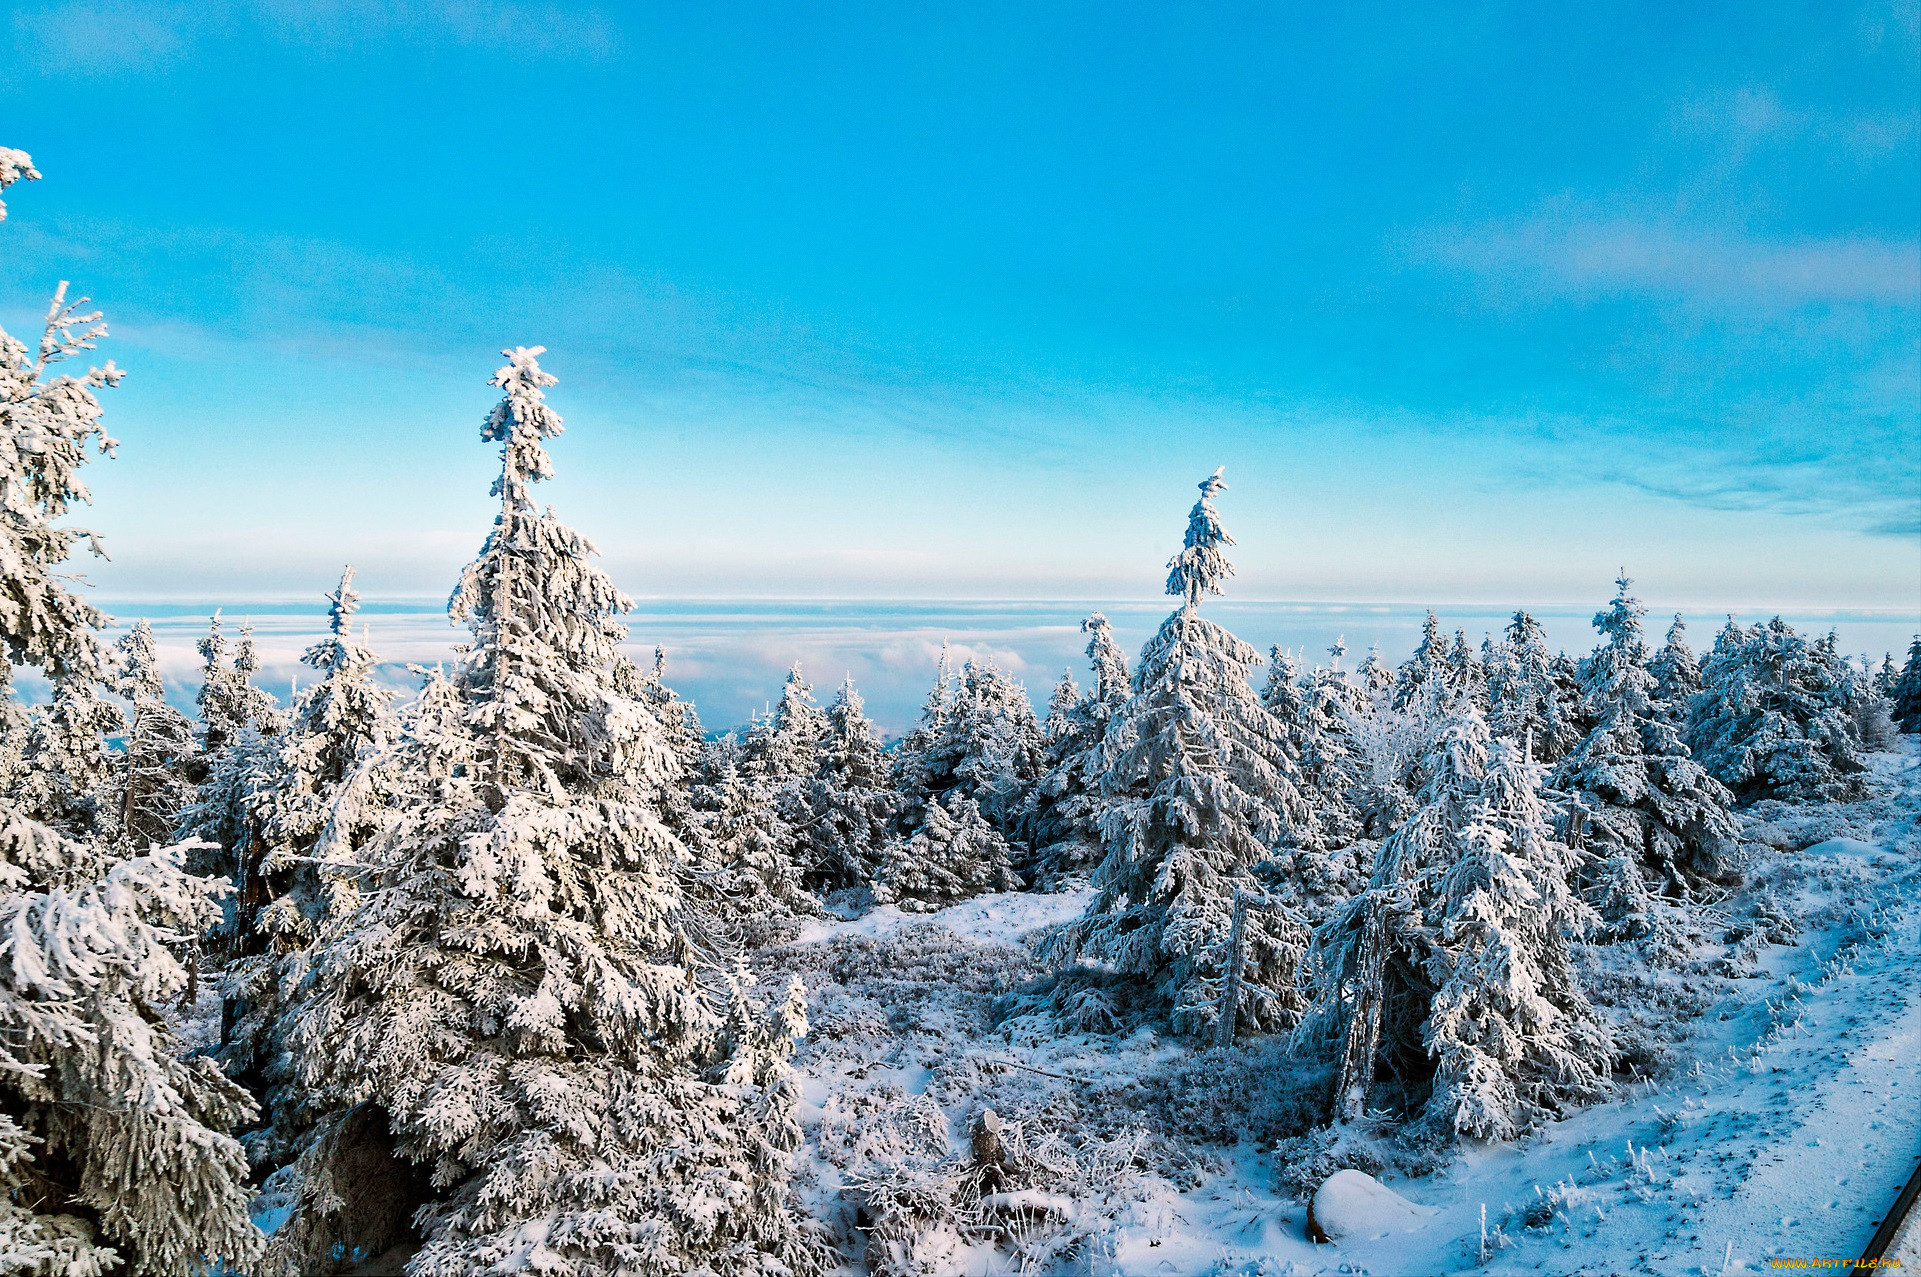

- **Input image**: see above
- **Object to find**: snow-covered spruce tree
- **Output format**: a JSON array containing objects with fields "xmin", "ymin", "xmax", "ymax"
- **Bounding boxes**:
[
  {"xmin": 1260, "ymin": 643, "xmax": 1308, "ymax": 725},
  {"xmin": 1840, "ymin": 645, "xmax": 1899, "ymax": 753},
  {"xmin": 243, "ymin": 567, "xmax": 395, "ymax": 937},
  {"xmin": 1421, "ymin": 740, "xmax": 1611, "ymax": 1139},
  {"xmin": 1648, "ymin": 614, "xmax": 1701, "ymax": 731},
  {"xmin": 1343, "ymin": 673, "xmax": 1455, "ymax": 844},
  {"xmin": 1085, "ymin": 609, "xmax": 1130, "ymax": 707},
  {"xmin": 1446, "ymin": 629, "xmax": 1486, "ymax": 706},
  {"xmin": 113, "ymin": 620, "xmax": 197, "ymax": 851},
  {"xmin": 0, "ymin": 147, "xmax": 259, "ymax": 1275},
  {"xmin": 616, "ymin": 649, "xmax": 801, "ymax": 946},
  {"xmin": 895, "ymin": 653, "xmax": 1042, "ymax": 851},
  {"xmin": 1316, "ymin": 701, "xmax": 1490, "ymax": 1121},
  {"xmin": 799, "ymin": 675, "xmax": 894, "ymax": 890},
  {"xmin": 1485, "ymin": 611, "xmax": 1578, "ymax": 763},
  {"xmin": 729, "ymin": 662, "xmax": 826, "ymax": 898},
  {"xmin": 194, "ymin": 611, "xmax": 279, "ymax": 758},
  {"xmin": 1393, "ymin": 611, "xmax": 1448, "ymax": 710},
  {"xmin": 1022, "ymin": 612, "xmax": 1134, "ymax": 888},
  {"xmin": 1355, "ymin": 645, "xmax": 1393, "ymax": 710},
  {"xmin": 1687, "ymin": 617, "xmax": 1870, "ymax": 804},
  {"xmin": 1553, "ymin": 575, "xmax": 1736, "ymax": 916},
  {"xmin": 1895, "ymin": 638, "xmax": 1921, "ymax": 733},
  {"xmin": 689, "ymin": 739, "xmax": 815, "ymax": 946},
  {"xmin": 1044, "ymin": 667, "xmax": 1079, "ymax": 741},
  {"xmin": 219, "ymin": 567, "xmax": 398, "ymax": 1159},
  {"xmin": 274, "ymin": 347, "xmax": 820, "ymax": 1277},
  {"xmin": 873, "ymin": 651, "xmax": 1036, "ymax": 911},
  {"xmin": 635, "ymin": 646, "xmax": 707, "ymax": 774},
  {"xmin": 179, "ymin": 613, "xmax": 284, "ymax": 894},
  {"xmin": 1296, "ymin": 640, "xmax": 1365, "ymax": 850},
  {"xmin": 1255, "ymin": 646, "xmax": 1323, "ymax": 840},
  {"xmin": 13, "ymin": 666, "xmax": 123, "ymax": 839},
  {"xmin": 1046, "ymin": 469, "xmax": 1313, "ymax": 1038},
  {"xmin": 745, "ymin": 662, "xmax": 827, "ymax": 793},
  {"xmin": 872, "ymin": 788, "xmax": 1019, "ymax": 912}
]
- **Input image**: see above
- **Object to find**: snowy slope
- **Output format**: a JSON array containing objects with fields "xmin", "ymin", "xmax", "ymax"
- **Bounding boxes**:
[{"xmin": 766, "ymin": 744, "xmax": 1921, "ymax": 1277}]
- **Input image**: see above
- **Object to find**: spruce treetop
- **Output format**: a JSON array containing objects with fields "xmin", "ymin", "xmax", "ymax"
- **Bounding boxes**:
[
  {"xmin": 1165, "ymin": 467, "xmax": 1234, "ymax": 607},
  {"xmin": 0, "ymin": 146, "xmax": 41, "ymax": 221},
  {"xmin": 1081, "ymin": 611, "xmax": 1129, "ymax": 705},
  {"xmin": 0, "ymin": 240, "xmax": 122, "ymax": 678},
  {"xmin": 483, "ymin": 344, "xmax": 562, "ymax": 516}
]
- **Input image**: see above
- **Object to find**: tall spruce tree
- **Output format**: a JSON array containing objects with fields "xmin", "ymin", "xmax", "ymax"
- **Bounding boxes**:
[
  {"xmin": 1047, "ymin": 469, "xmax": 1313, "ymax": 1037},
  {"xmin": 0, "ymin": 148, "xmax": 259, "ymax": 1276},
  {"xmin": 274, "ymin": 348, "xmax": 820, "ymax": 1277}
]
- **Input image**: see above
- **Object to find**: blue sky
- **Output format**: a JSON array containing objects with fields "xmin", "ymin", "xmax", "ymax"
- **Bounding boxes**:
[{"xmin": 1, "ymin": 1, "xmax": 1916, "ymax": 614}]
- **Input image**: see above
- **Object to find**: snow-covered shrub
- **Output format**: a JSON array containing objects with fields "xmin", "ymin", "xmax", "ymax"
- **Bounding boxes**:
[
  {"xmin": 1006, "ymin": 965, "xmax": 1161, "ymax": 1037},
  {"xmin": 827, "ymin": 1091, "xmax": 1157, "ymax": 1277},
  {"xmin": 1271, "ymin": 1124, "xmax": 1388, "ymax": 1203},
  {"xmin": 1131, "ymin": 1036, "xmax": 1337, "ymax": 1149}
]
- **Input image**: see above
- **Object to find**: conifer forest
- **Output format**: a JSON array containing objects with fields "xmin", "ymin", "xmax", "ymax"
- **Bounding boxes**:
[{"xmin": 3, "ymin": 149, "xmax": 1921, "ymax": 1277}]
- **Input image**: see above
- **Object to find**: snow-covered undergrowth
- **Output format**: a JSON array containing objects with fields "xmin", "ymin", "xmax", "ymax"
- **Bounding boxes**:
[{"xmin": 759, "ymin": 744, "xmax": 1921, "ymax": 1277}]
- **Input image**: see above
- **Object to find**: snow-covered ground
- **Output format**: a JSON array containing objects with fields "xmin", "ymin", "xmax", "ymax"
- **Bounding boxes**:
[{"xmin": 763, "ymin": 744, "xmax": 1921, "ymax": 1276}]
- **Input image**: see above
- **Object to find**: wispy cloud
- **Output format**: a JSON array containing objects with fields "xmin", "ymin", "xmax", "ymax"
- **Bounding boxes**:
[
  {"xmin": 1673, "ymin": 86, "xmax": 1920, "ymax": 163},
  {"xmin": 1403, "ymin": 210, "xmax": 1920, "ymax": 308},
  {"xmin": 8, "ymin": 0, "xmax": 619, "ymax": 77}
]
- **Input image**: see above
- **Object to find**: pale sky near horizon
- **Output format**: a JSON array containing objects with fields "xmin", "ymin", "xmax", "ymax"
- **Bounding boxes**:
[{"xmin": 1, "ymin": 2, "xmax": 1916, "ymax": 615}]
